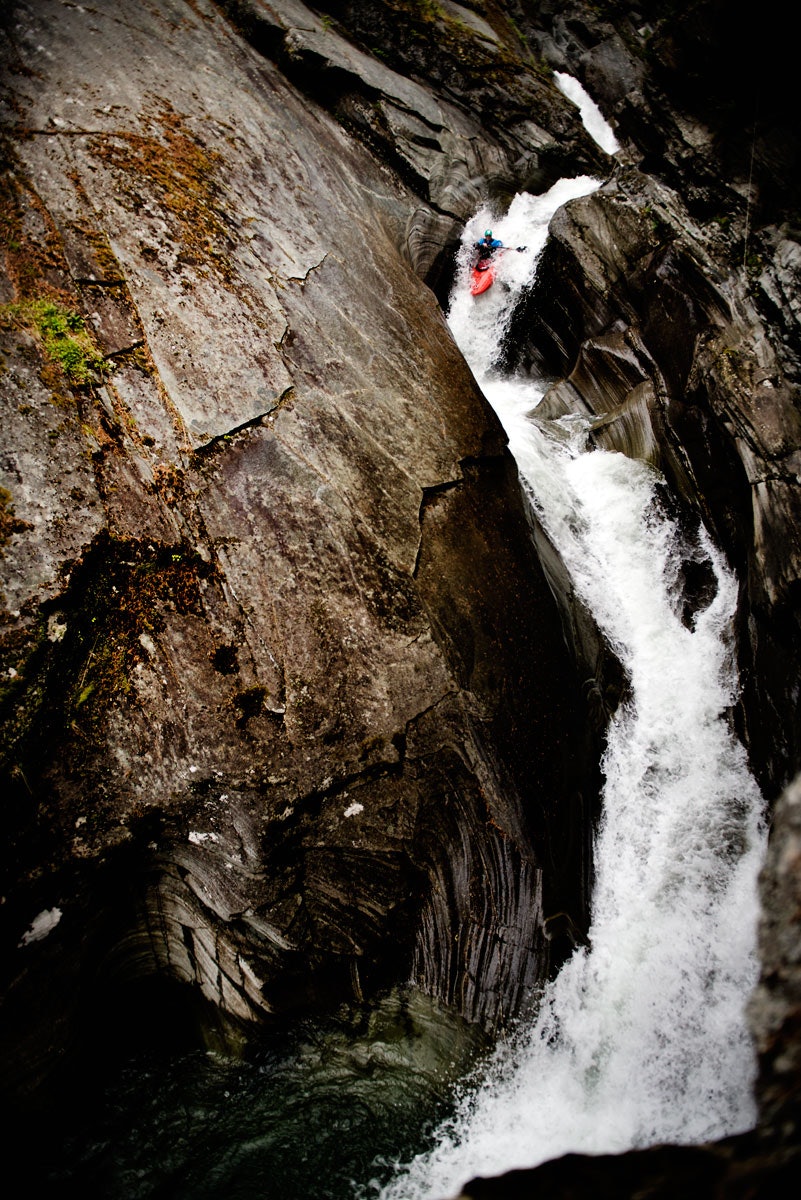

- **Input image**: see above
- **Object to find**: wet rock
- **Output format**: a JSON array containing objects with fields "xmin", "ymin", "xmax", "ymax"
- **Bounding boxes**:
[
  {"xmin": 450, "ymin": 773, "xmax": 801, "ymax": 1199},
  {"xmin": 507, "ymin": 162, "xmax": 801, "ymax": 799},
  {"xmin": 452, "ymin": 1138, "xmax": 800, "ymax": 1200},
  {"xmin": 750, "ymin": 774, "xmax": 801, "ymax": 1140},
  {"xmin": 219, "ymin": 0, "xmax": 609, "ymax": 272}
]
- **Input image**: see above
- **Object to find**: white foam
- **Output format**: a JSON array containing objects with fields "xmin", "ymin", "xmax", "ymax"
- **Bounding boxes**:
[
  {"xmin": 380, "ymin": 192, "xmax": 766, "ymax": 1199},
  {"xmin": 447, "ymin": 177, "xmax": 602, "ymax": 381},
  {"xmin": 19, "ymin": 907, "xmax": 63, "ymax": 946},
  {"xmin": 554, "ymin": 71, "xmax": 620, "ymax": 155}
]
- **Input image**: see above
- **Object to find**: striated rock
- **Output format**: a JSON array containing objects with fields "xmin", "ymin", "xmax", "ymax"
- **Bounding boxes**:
[
  {"xmin": 217, "ymin": 0, "xmax": 609, "ymax": 297},
  {"xmin": 750, "ymin": 774, "xmax": 801, "ymax": 1140},
  {"xmin": 518, "ymin": 0, "xmax": 799, "ymax": 228},
  {"xmin": 505, "ymin": 162, "xmax": 801, "ymax": 799},
  {"xmin": 445, "ymin": 4, "xmax": 801, "ymax": 1193},
  {"xmin": 1, "ymin": 3, "xmax": 800, "ymax": 1194}
]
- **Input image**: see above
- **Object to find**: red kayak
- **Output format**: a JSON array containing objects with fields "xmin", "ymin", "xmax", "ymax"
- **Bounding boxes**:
[{"xmin": 470, "ymin": 260, "xmax": 495, "ymax": 295}]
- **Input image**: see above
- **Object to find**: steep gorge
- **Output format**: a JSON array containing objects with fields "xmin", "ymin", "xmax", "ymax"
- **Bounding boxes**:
[{"xmin": 1, "ymin": 0, "xmax": 799, "ymax": 1193}]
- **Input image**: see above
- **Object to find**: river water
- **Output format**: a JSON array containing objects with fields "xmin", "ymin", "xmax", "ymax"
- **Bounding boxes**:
[
  {"xmin": 41, "ymin": 111, "xmax": 766, "ymax": 1200},
  {"xmin": 378, "ymin": 176, "xmax": 768, "ymax": 1199}
]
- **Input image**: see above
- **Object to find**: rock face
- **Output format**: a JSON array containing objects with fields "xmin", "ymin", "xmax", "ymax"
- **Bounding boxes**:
[
  {"xmin": 510, "ymin": 1, "xmax": 801, "ymax": 802},
  {"xmin": 216, "ymin": 0, "xmax": 607, "ymax": 297},
  {"xmin": 0, "ymin": 0, "xmax": 599, "ymax": 1108},
  {"xmin": 512, "ymin": 168, "xmax": 801, "ymax": 798},
  {"xmin": 750, "ymin": 774, "xmax": 801, "ymax": 1148}
]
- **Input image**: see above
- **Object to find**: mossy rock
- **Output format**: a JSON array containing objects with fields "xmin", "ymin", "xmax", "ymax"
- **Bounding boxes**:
[{"xmin": 0, "ymin": 298, "xmax": 108, "ymax": 386}]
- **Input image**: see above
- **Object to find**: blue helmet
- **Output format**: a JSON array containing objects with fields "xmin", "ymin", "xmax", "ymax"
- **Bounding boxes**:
[{"xmin": 484, "ymin": 229, "xmax": 493, "ymax": 238}]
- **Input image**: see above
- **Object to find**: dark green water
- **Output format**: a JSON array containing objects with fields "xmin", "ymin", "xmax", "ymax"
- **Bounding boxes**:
[{"xmin": 40, "ymin": 989, "xmax": 488, "ymax": 1200}]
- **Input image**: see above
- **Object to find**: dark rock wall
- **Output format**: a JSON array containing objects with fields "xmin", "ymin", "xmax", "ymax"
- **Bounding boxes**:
[
  {"xmin": 500, "ymin": 5, "xmax": 801, "ymax": 802},
  {"xmin": 445, "ymin": 2, "xmax": 801, "ymax": 1193},
  {"xmin": 452, "ymin": 774, "xmax": 801, "ymax": 1197},
  {"xmin": 0, "ymin": 0, "xmax": 597, "ymax": 1107},
  {"xmin": 513, "ymin": 171, "xmax": 801, "ymax": 799}
]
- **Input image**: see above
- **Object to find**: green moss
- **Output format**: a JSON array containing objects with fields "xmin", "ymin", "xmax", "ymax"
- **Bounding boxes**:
[
  {"xmin": 84, "ymin": 229, "xmax": 126, "ymax": 281},
  {"xmin": 112, "ymin": 342, "xmax": 157, "ymax": 376},
  {"xmin": 744, "ymin": 250, "xmax": 764, "ymax": 276},
  {"xmin": 0, "ymin": 298, "xmax": 108, "ymax": 385},
  {"xmin": 408, "ymin": 0, "xmax": 445, "ymax": 19}
]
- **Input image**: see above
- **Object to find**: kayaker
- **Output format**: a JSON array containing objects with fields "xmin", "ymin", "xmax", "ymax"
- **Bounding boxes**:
[
  {"xmin": 474, "ymin": 231, "xmax": 527, "ymax": 262},
  {"xmin": 475, "ymin": 230, "xmax": 503, "ymax": 260}
]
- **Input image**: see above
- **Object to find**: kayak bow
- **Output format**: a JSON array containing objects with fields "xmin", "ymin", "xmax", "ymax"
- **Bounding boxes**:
[{"xmin": 470, "ymin": 260, "xmax": 495, "ymax": 295}]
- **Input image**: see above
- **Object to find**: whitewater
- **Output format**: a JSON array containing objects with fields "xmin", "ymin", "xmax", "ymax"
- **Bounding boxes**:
[{"xmin": 379, "ymin": 172, "xmax": 767, "ymax": 1198}]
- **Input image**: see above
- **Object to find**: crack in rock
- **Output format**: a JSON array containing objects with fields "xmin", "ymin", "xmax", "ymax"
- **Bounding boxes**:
[
  {"xmin": 286, "ymin": 253, "xmax": 328, "ymax": 286},
  {"xmin": 192, "ymin": 387, "xmax": 295, "ymax": 456},
  {"xmin": 412, "ymin": 477, "xmax": 463, "ymax": 578}
]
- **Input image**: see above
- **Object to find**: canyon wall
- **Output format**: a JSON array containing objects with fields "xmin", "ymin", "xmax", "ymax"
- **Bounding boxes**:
[
  {"xmin": 0, "ymin": 0, "xmax": 601, "ymax": 1107},
  {"xmin": 1, "ymin": 1, "xmax": 799, "ymax": 1184}
]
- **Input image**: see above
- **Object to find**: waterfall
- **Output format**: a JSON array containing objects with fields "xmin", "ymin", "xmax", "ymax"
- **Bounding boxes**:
[
  {"xmin": 554, "ymin": 72, "xmax": 620, "ymax": 155},
  {"xmin": 378, "ymin": 180, "xmax": 767, "ymax": 1198}
]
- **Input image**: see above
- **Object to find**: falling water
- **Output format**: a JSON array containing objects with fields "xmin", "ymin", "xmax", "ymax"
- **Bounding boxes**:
[
  {"xmin": 40, "ymin": 162, "xmax": 767, "ymax": 1200},
  {"xmin": 554, "ymin": 71, "xmax": 621, "ymax": 155},
  {"xmin": 379, "ymin": 180, "xmax": 767, "ymax": 1198}
]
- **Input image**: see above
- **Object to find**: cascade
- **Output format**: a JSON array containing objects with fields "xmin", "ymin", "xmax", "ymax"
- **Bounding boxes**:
[
  {"xmin": 378, "ymin": 179, "xmax": 767, "ymax": 1198},
  {"xmin": 554, "ymin": 71, "xmax": 621, "ymax": 155},
  {"xmin": 36, "ymin": 83, "xmax": 767, "ymax": 1200}
]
